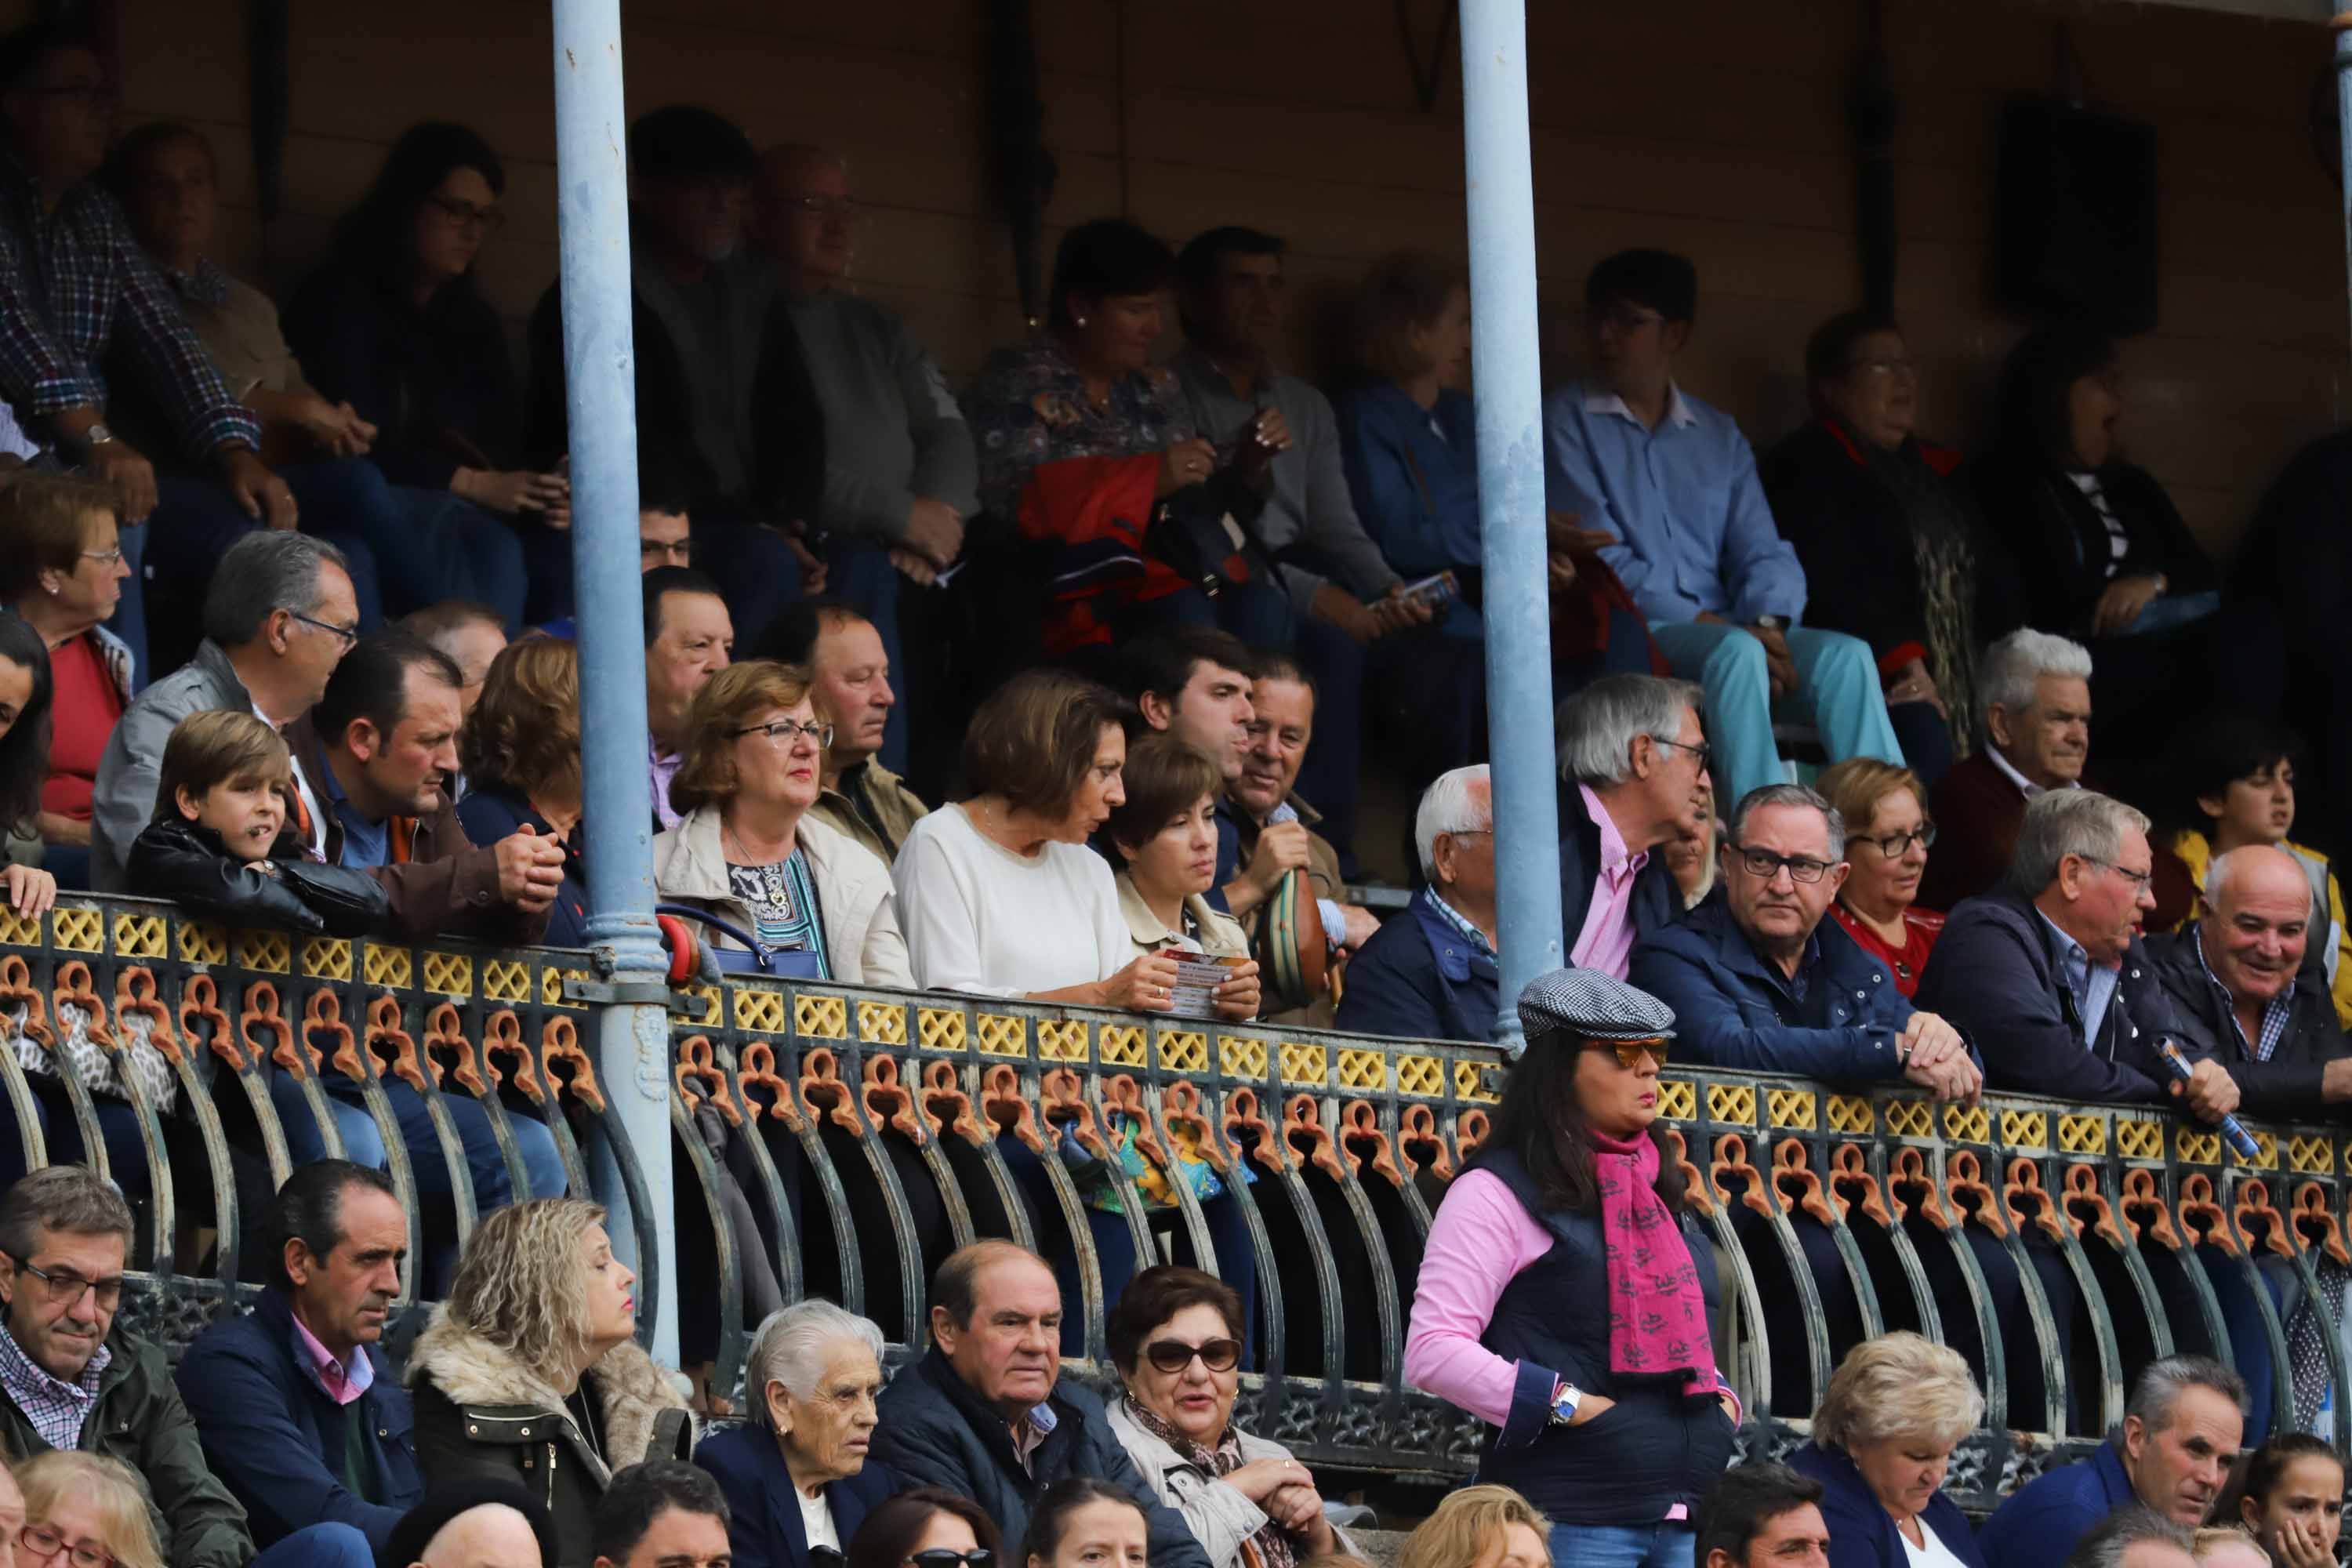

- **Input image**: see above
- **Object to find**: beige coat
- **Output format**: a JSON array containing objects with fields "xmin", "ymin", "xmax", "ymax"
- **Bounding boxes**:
[
  {"xmin": 652, "ymin": 804, "xmax": 915, "ymax": 987},
  {"xmin": 1116, "ymin": 868, "xmax": 1250, "ymax": 960}
]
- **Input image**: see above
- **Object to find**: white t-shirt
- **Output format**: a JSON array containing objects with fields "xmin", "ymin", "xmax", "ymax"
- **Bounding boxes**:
[
  {"xmin": 798, "ymin": 1489, "xmax": 839, "ymax": 1553},
  {"xmin": 1898, "ymin": 1518, "xmax": 1971, "ymax": 1568},
  {"xmin": 891, "ymin": 803, "xmax": 1131, "ymax": 996}
]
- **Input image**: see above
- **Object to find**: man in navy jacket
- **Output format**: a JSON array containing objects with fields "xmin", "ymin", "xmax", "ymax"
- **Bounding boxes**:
[
  {"xmin": 1554, "ymin": 673, "xmax": 1711, "ymax": 978},
  {"xmin": 1631, "ymin": 783, "xmax": 1980, "ymax": 1099},
  {"xmin": 1338, "ymin": 765, "xmax": 1499, "ymax": 1043},
  {"xmin": 176, "ymin": 1160, "xmax": 422, "ymax": 1553},
  {"xmin": 1914, "ymin": 790, "xmax": 2238, "ymax": 1117}
]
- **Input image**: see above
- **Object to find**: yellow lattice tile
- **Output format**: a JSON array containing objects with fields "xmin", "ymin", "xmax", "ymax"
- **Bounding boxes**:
[
  {"xmin": 1657, "ymin": 1080, "xmax": 1698, "ymax": 1120},
  {"xmin": 539, "ymin": 967, "xmax": 588, "ymax": 1008},
  {"xmin": 858, "ymin": 1002, "xmax": 907, "ymax": 1045},
  {"xmin": 365, "ymin": 945, "xmax": 413, "ymax": 989},
  {"xmin": 787, "ymin": 989, "xmax": 843, "ymax": 1038},
  {"xmin": 421, "ymin": 951, "xmax": 472, "ymax": 996},
  {"xmin": 53, "ymin": 907, "xmax": 101, "ymax": 952},
  {"xmin": 1454, "ymin": 1059, "xmax": 1500, "ymax": 1103},
  {"xmin": 2233, "ymin": 1128, "xmax": 2279, "ymax": 1169},
  {"xmin": 2289, "ymin": 1135, "xmax": 2336, "ymax": 1175},
  {"xmin": 2176, "ymin": 1129, "xmax": 2222, "ymax": 1166},
  {"xmin": 1707, "ymin": 1083, "xmax": 1757, "ymax": 1127},
  {"xmin": 1885, "ymin": 1098, "xmax": 1933, "ymax": 1138},
  {"xmin": 669, "ymin": 984, "xmax": 720, "ymax": 1026},
  {"xmin": 111, "ymin": 913, "xmax": 166, "ymax": 959},
  {"xmin": 1221, "ymin": 1036, "xmax": 1269, "ymax": 1079},
  {"xmin": 1338, "ymin": 1047, "xmax": 1386, "ymax": 1091},
  {"xmin": 483, "ymin": 960, "xmax": 529, "ymax": 1002},
  {"xmin": 1099, "ymin": 1025, "xmax": 1147, "ymax": 1067},
  {"xmin": 917, "ymin": 1007, "xmax": 966, "ymax": 1051},
  {"xmin": 729, "ymin": 987, "xmax": 786, "ymax": 1033},
  {"xmin": 1396, "ymin": 1054, "xmax": 1443, "ymax": 1097},
  {"xmin": 176, "ymin": 920, "xmax": 228, "ymax": 965},
  {"xmin": 1156, "ymin": 1031, "xmax": 1209, "ymax": 1073},
  {"xmin": 1943, "ymin": 1104, "xmax": 1991, "ymax": 1143},
  {"xmin": 982, "ymin": 1014, "xmax": 1035, "ymax": 1058},
  {"xmin": 2002, "ymin": 1110, "xmax": 2050, "ymax": 1149},
  {"xmin": 2056, "ymin": 1114, "xmax": 2104, "ymax": 1155},
  {"xmin": 302, "ymin": 938, "xmax": 354, "ymax": 981},
  {"xmin": 0, "ymin": 907, "xmax": 40, "ymax": 947},
  {"xmin": 1826, "ymin": 1094, "xmax": 1874, "ymax": 1134},
  {"xmin": 1279, "ymin": 1042, "xmax": 1328, "ymax": 1087},
  {"xmin": 1767, "ymin": 1088, "xmax": 1817, "ymax": 1130},
  {"xmin": 2116, "ymin": 1117, "xmax": 2165, "ymax": 1160},
  {"xmin": 240, "ymin": 929, "xmax": 291, "ymax": 975}
]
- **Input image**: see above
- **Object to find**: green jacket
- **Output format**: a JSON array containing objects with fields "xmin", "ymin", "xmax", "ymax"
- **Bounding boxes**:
[{"xmin": 0, "ymin": 1326, "xmax": 253, "ymax": 1568}]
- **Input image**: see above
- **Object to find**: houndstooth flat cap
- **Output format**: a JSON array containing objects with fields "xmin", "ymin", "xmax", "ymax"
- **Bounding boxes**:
[{"xmin": 1517, "ymin": 966, "xmax": 1676, "ymax": 1043}]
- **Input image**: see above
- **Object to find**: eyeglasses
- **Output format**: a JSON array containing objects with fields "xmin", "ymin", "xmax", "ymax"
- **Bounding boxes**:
[
  {"xmin": 1599, "ymin": 304, "xmax": 1664, "ymax": 333},
  {"xmin": 1730, "ymin": 846, "xmax": 1835, "ymax": 884},
  {"xmin": 737, "ymin": 718, "xmax": 834, "ymax": 748},
  {"xmin": 1145, "ymin": 1336, "xmax": 1242, "ymax": 1374},
  {"xmin": 906, "ymin": 1552, "xmax": 993, "ymax": 1568},
  {"xmin": 20, "ymin": 1525, "xmax": 113, "ymax": 1568},
  {"xmin": 640, "ymin": 538, "xmax": 693, "ymax": 564},
  {"xmin": 79, "ymin": 546, "xmax": 124, "ymax": 568},
  {"xmin": 1843, "ymin": 355, "xmax": 1919, "ymax": 379},
  {"xmin": 15, "ymin": 1261, "xmax": 125, "ymax": 1312},
  {"xmin": 285, "ymin": 610, "xmax": 361, "ymax": 647},
  {"xmin": 25, "ymin": 79, "xmax": 114, "ymax": 107},
  {"xmin": 777, "ymin": 194, "xmax": 860, "ymax": 220},
  {"xmin": 423, "ymin": 194, "xmax": 506, "ymax": 234},
  {"xmin": 2083, "ymin": 857, "xmax": 2154, "ymax": 891},
  {"xmin": 1857, "ymin": 825, "xmax": 1936, "ymax": 858},
  {"xmin": 1650, "ymin": 736, "xmax": 1710, "ymax": 771},
  {"xmin": 1585, "ymin": 1037, "xmax": 1670, "ymax": 1070}
]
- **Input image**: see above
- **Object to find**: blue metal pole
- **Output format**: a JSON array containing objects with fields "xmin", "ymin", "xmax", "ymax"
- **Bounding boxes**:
[
  {"xmin": 551, "ymin": 0, "xmax": 677, "ymax": 1363},
  {"xmin": 1458, "ymin": 0, "xmax": 1564, "ymax": 1054}
]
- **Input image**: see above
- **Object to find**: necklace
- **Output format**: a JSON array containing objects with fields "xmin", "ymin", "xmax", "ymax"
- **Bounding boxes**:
[{"xmin": 724, "ymin": 818, "xmax": 792, "ymax": 866}]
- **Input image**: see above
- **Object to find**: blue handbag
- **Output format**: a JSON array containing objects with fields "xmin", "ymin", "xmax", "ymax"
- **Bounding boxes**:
[{"xmin": 654, "ymin": 903, "xmax": 827, "ymax": 980}]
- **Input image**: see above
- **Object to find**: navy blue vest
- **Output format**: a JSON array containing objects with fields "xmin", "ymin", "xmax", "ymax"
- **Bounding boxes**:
[{"xmin": 1469, "ymin": 1149, "xmax": 1737, "ymax": 1526}]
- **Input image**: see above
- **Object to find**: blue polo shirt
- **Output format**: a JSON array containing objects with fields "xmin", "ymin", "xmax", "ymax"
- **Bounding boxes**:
[{"xmin": 318, "ymin": 758, "xmax": 389, "ymax": 869}]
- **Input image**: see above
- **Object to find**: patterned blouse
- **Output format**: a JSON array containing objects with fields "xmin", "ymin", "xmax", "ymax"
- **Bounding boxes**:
[
  {"xmin": 964, "ymin": 334, "xmax": 1194, "ymax": 519},
  {"xmin": 725, "ymin": 850, "xmax": 832, "ymax": 980}
]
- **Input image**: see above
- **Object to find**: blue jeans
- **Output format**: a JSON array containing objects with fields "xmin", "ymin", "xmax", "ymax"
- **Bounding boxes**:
[
  {"xmin": 1547, "ymin": 1523, "xmax": 1696, "ymax": 1568},
  {"xmin": 115, "ymin": 476, "xmax": 385, "ymax": 688},
  {"xmin": 252, "ymin": 1523, "xmax": 372, "ymax": 1568},
  {"xmin": 280, "ymin": 461, "xmax": 528, "ymax": 626},
  {"xmin": 267, "ymin": 1069, "xmax": 567, "ymax": 1287},
  {"xmin": 1648, "ymin": 620, "xmax": 1904, "ymax": 809}
]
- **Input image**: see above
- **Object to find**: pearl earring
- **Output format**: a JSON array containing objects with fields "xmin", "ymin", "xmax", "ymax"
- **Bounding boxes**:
[{"xmin": 1074, "ymin": 314, "xmax": 1088, "ymax": 327}]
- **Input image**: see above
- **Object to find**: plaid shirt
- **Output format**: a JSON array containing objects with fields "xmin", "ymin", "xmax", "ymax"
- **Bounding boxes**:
[
  {"xmin": 0, "ymin": 1319, "xmax": 111, "ymax": 1451},
  {"xmin": 1427, "ymin": 887, "xmax": 1499, "ymax": 961},
  {"xmin": 0, "ymin": 158, "xmax": 258, "ymax": 459},
  {"xmin": 2194, "ymin": 927, "xmax": 2293, "ymax": 1062}
]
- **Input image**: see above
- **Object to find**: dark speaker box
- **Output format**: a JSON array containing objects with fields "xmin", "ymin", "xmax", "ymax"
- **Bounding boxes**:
[{"xmin": 1995, "ymin": 96, "xmax": 2161, "ymax": 334}]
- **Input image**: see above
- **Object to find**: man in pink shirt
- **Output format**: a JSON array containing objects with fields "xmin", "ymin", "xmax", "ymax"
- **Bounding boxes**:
[{"xmin": 1555, "ymin": 673, "xmax": 1715, "ymax": 978}]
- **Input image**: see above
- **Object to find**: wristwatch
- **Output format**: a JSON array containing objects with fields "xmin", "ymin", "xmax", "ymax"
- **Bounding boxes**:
[
  {"xmin": 1547, "ymin": 1381, "xmax": 1584, "ymax": 1426},
  {"xmin": 1753, "ymin": 614, "xmax": 1788, "ymax": 632},
  {"xmin": 76, "ymin": 422, "xmax": 116, "ymax": 453}
]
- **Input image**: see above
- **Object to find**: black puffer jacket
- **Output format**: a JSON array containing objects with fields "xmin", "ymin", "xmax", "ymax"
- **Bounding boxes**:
[{"xmin": 125, "ymin": 818, "xmax": 390, "ymax": 936}]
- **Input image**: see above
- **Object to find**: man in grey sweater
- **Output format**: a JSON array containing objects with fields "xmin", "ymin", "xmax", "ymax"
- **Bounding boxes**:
[{"xmin": 755, "ymin": 144, "xmax": 976, "ymax": 777}]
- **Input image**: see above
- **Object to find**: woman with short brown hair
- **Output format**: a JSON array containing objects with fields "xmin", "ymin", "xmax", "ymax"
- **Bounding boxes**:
[
  {"xmin": 891, "ymin": 669, "xmax": 1179, "ymax": 1010},
  {"xmin": 458, "ymin": 636, "xmax": 590, "ymax": 944},
  {"xmin": 652, "ymin": 659, "xmax": 911, "ymax": 985},
  {"xmin": 1815, "ymin": 757, "xmax": 1943, "ymax": 997}
]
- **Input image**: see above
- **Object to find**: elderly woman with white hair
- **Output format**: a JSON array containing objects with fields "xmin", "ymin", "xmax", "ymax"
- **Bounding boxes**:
[
  {"xmin": 1786, "ymin": 1333, "xmax": 1987, "ymax": 1568},
  {"xmin": 1336, "ymin": 764, "xmax": 1499, "ymax": 1042},
  {"xmin": 692, "ymin": 1298, "xmax": 899, "ymax": 1568}
]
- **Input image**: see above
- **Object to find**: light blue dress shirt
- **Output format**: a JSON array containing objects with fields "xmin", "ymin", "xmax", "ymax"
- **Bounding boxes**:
[
  {"xmin": 2038, "ymin": 910, "xmax": 2120, "ymax": 1047},
  {"xmin": 1542, "ymin": 379, "xmax": 1807, "ymax": 625}
]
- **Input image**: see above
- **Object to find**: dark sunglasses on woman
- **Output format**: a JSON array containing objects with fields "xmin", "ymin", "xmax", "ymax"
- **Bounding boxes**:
[
  {"xmin": 1145, "ymin": 1336, "xmax": 1243, "ymax": 1374},
  {"xmin": 908, "ymin": 1552, "xmax": 995, "ymax": 1568}
]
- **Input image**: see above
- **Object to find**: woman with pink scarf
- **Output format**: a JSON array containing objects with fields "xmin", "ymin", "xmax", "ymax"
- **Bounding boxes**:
[{"xmin": 1403, "ymin": 968, "xmax": 1742, "ymax": 1568}]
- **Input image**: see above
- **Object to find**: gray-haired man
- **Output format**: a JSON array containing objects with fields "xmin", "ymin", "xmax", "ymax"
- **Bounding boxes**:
[
  {"xmin": 89, "ymin": 529, "xmax": 358, "ymax": 889},
  {"xmin": 1552, "ymin": 673, "xmax": 1715, "ymax": 980},
  {"xmin": 1921, "ymin": 628, "xmax": 2093, "ymax": 908}
]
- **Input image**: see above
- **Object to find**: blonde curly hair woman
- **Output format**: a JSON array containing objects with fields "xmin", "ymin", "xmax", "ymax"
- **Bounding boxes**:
[
  {"xmin": 16, "ymin": 1452, "xmax": 166, "ymax": 1568},
  {"xmin": 406, "ymin": 1198, "xmax": 690, "ymax": 1566}
]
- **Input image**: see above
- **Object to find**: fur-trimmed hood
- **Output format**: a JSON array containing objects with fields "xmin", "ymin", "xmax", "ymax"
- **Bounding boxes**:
[{"xmin": 405, "ymin": 1302, "xmax": 691, "ymax": 1482}]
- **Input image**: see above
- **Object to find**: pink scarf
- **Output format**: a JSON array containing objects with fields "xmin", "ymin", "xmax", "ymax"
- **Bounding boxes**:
[{"xmin": 1591, "ymin": 1128, "xmax": 1720, "ymax": 1402}]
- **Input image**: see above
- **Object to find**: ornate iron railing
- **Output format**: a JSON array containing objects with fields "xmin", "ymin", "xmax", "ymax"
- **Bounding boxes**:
[{"xmin": 7, "ymin": 894, "xmax": 2346, "ymax": 1507}]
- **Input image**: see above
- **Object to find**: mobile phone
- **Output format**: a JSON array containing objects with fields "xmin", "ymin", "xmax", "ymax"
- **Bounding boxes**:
[{"xmin": 1399, "ymin": 571, "xmax": 1458, "ymax": 612}]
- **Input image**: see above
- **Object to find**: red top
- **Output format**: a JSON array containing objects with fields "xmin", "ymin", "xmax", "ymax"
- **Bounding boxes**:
[
  {"xmin": 41, "ymin": 632, "xmax": 124, "ymax": 821},
  {"xmin": 1830, "ymin": 900, "xmax": 1946, "ymax": 997}
]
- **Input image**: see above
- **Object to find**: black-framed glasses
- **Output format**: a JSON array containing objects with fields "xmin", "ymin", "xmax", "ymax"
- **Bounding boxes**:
[
  {"xmin": 1650, "ymin": 735, "xmax": 1710, "ymax": 771},
  {"xmin": 423, "ymin": 194, "xmax": 506, "ymax": 234},
  {"xmin": 2082, "ymin": 856, "xmax": 2154, "ymax": 891},
  {"xmin": 906, "ymin": 1552, "xmax": 993, "ymax": 1568},
  {"xmin": 1584, "ymin": 1037, "xmax": 1670, "ymax": 1070},
  {"xmin": 20, "ymin": 1524, "xmax": 113, "ymax": 1568},
  {"xmin": 1730, "ymin": 846, "xmax": 1835, "ymax": 884},
  {"xmin": 736, "ymin": 718, "xmax": 834, "ymax": 749},
  {"xmin": 640, "ymin": 537, "xmax": 693, "ymax": 564},
  {"xmin": 285, "ymin": 609, "xmax": 360, "ymax": 647},
  {"xmin": 15, "ymin": 1261, "xmax": 124, "ymax": 1312},
  {"xmin": 1857, "ymin": 826, "xmax": 1936, "ymax": 858},
  {"xmin": 1145, "ymin": 1336, "xmax": 1242, "ymax": 1374}
]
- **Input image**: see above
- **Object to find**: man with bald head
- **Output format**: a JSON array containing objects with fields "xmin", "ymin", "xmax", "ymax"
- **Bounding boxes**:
[
  {"xmin": 383, "ymin": 1480, "xmax": 557, "ymax": 1568},
  {"xmin": 757, "ymin": 142, "xmax": 977, "ymax": 773},
  {"xmin": 2148, "ymin": 843, "xmax": 2352, "ymax": 1118}
]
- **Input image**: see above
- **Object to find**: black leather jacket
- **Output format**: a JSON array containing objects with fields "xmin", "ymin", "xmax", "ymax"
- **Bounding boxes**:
[{"xmin": 125, "ymin": 818, "xmax": 390, "ymax": 937}]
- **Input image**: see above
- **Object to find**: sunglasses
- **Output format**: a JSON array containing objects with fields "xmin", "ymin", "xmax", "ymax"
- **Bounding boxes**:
[
  {"xmin": 908, "ymin": 1553, "xmax": 995, "ymax": 1568},
  {"xmin": 1145, "ymin": 1336, "xmax": 1243, "ymax": 1374},
  {"xmin": 1584, "ymin": 1037, "xmax": 1670, "ymax": 1070}
]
